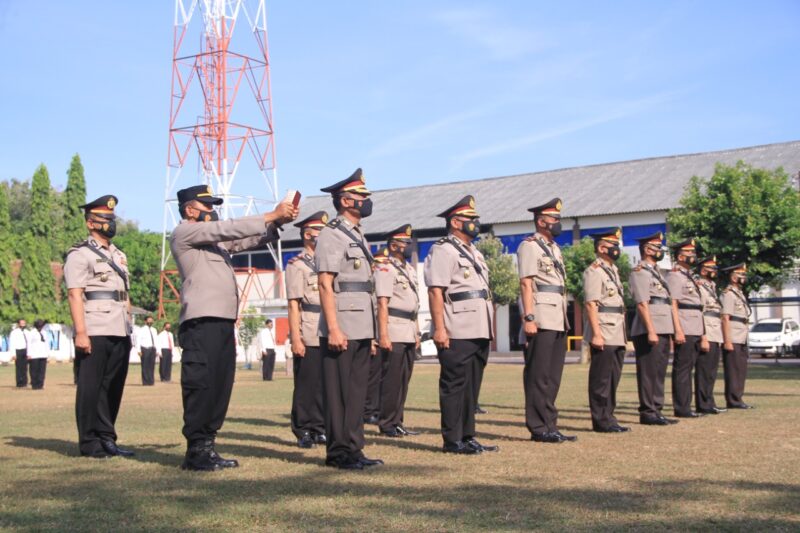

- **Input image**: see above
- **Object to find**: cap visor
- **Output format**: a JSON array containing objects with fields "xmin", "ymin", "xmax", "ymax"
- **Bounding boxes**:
[{"xmin": 196, "ymin": 196, "xmax": 224, "ymax": 206}]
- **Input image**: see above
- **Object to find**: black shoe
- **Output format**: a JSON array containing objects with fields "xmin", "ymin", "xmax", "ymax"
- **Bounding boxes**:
[
  {"xmin": 474, "ymin": 405, "xmax": 488, "ymax": 415},
  {"xmin": 531, "ymin": 432, "xmax": 563, "ymax": 443},
  {"xmin": 325, "ymin": 456, "xmax": 364, "ymax": 470},
  {"xmin": 380, "ymin": 428, "xmax": 403, "ymax": 438},
  {"xmin": 609, "ymin": 424, "xmax": 631, "ymax": 433},
  {"xmin": 356, "ymin": 455, "xmax": 384, "ymax": 467},
  {"xmin": 443, "ymin": 441, "xmax": 481, "ymax": 455},
  {"xmin": 208, "ymin": 449, "xmax": 239, "ymax": 468},
  {"xmin": 181, "ymin": 446, "xmax": 223, "ymax": 472},
  {"xmin": 728, "ymin": 403, "xmax": 755, "ymax": 409},
  {"xmin": 312, "ymin": 433, "xmax": 327, "ymax": 445},
  {"xmin": 554, "ymin": 431, "xmax": 577, "ymax": 442},
  {"xmin": 396, "ymin": 425, "xmax": 420, "ymax": 436},
  {"xmin": 363, "ymin": 415, "xmax": 379, "ymax": 425},
  {"xmin": 640, "ymin": 416, "xmax": 670, "ymax": 426},
  {"xmin": 298, "ymin": 433, "xmax": 316, "ymax": 448},
  {"xmin": 464, "ymin": 437, "xmax": 499, "ymax": 452},
  {"xmin": 674, "ymin": 411, "xmax": 704, "ymax": 418},
  {"xmin": 698, "ymin": 407, "xmax": 726, "ymax": 415},
  {"xmin": 101, "ymin": 440, "xmax": 135, "ymax": 457},
  {"xmin": 658, "ymin": 415, "xmax": 679, "ymax": 425},
  {"xmin": 82, "ymin": 451, "xmax": 113, "ymax": 459}
]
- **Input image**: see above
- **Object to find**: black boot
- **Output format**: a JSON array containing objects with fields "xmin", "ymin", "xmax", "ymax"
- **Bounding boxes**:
[
  {"xmin": 181, "ymin": 442, "xmax": 222, "ymax": 472},
  {"xmin": 205, "ymin": 439, "xmax": 239, "ymax": 468}
]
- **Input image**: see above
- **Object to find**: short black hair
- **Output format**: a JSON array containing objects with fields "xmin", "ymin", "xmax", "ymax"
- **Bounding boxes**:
[
  {"xmin": 265, "ymin": 318, "xmax": 273, "ymax": 325},
  {"xmin": 179, "ymin": 203, "xmax": 189, "ymax": 219},
  {"xmin": 146, "ymin": 315, "xmax": 154, "ymax": 321},
  {"xmin": 332, "ymin": 194, "xmax": 343, "ymax": 212}
]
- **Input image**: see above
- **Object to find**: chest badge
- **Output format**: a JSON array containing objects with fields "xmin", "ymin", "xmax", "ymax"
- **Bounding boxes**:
[
  {"xmin": 100, "ymin": 273, "xmax": 109, "ymax": 282},
  {"xmin": 354, "ymin": 259, "xmax": 362, "ymax": 270},
  {"xmin": 607, "ymin": 288, "xmax": 615, "ymax": 297},
  {"xmin": 464, "ymin": 269, "xmax": 470, "ymax": 279}
]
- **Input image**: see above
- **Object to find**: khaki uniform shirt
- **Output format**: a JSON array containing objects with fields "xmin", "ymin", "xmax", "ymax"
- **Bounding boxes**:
[
  {"xmin": 423, "ymin": 235, "xmax": 493, "ymax": 340},
  {"xmin": 699, "ymin": 278, "xmax": 723, "ymax": 343},
  {"xmin": 170, "ymin": 215, "xmax": 279, "ymax": 323},
  {"xmin": 314, "ymin": 215, "xmax": 376, "ymax": 340},
  {"xmin": 629, "ymin": 261, "xmax": 675, "ymax": 336},
  {"xmin": 667, "ymin": 266, "xmax": 705, "ymax": 337},
  {"xmin": 582, "ymin": 258, "xmax": 626, "ymax": 347},
  {"xmin": 721, "ymin": 286, "xmax": 750, "ymax": 344},
  {"xmin": 63, "ymin": 238, "xmax": 132, "ymax": 337},
  {"xmin": 516, "ymin": 233, "xmax": 569, "ymax": 332},
  {"xmin": 285, "ymin": 251, "xmax": 321, "ymax": 348},
  {"xmin": 375, "ymin": 256, "xmax": 419, "ymax": 344}
]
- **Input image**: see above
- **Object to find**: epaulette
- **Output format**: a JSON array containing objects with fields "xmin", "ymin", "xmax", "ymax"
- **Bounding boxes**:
[
  {"xmin": 287, "ymin": 256, "xmax": 300, "ymax": 265},
  {"xmin": 524, "ymin": 234, "xmax": 537, "ymax": 242},
  {"xmin": 434, "ymin": 237, "xmax": 448, "ymax": 246},
  {"xmin": 590, "ymin": 261, "xmax": 600, "ymax": 269},
  {"xmin": 633, "ymin": 265, "xmax": 643, "ymax": 272},
  {"xmin": 63, "ymin": 240, "xmax": 89, "ymax": 260},
  {"xmin": 327, "ymin": 218, "xmax": 341, "ymax": 229}
]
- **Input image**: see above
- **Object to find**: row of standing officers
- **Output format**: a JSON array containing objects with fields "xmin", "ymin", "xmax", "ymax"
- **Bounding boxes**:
[{"xmin": 62, "ymin": 171, "xmax": 753, "ymax": 470}]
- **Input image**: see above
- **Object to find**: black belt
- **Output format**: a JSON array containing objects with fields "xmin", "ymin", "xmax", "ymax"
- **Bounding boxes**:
[
  {"xmin": 730, "ymin": 316, "xmax": 748, "ymax": 324},
  {"xmin": 337, "ymin": 281, "xmax": 374, "ymax": 293},
  {"xmin": 598, "ymin": 305, "xmax": 624, "ymax": 314},
  {"xmin": 649, "ymin": 296, "xmax": 671, "ymax": 305},
  {"xmin": 704, "ymin": 311, "xmax": 720, "ymax": 318},
  {"xmin": 449, "ymin": 289, "xmax": 490, "ymax": 302},
  {"xmin": 301, "ymin": 302, "xmax": 321, "ymax": 313},
  {"xmin": 388, "ymin": 308, "xmax": 417, "ymax": 320},
  {"xmin": 678, "ymin": 302, "xmax": 703, "ymax": 311},
  {"xmin": 85, "ymin": 290, "xmax": 128, "ymax": 302},
  {"xmin": 536, "ymin": 284, "xmax": 565, "ymax": 295}
]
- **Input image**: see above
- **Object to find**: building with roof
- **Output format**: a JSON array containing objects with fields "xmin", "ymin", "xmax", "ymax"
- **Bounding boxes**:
[{"xmin": 234, "ymin": 141, "xmax": 800, "ymax": 350}]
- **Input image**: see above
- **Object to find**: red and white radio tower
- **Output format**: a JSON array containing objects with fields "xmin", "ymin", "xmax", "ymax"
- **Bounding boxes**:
[{"xmin": 159, "ymin": 0, "xmax": 280, "ymax": 318}]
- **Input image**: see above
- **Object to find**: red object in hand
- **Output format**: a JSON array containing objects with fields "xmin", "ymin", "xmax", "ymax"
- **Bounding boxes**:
[{"xmin": 285, "ymin": 189, "xmax": 301, "ymax": 207}]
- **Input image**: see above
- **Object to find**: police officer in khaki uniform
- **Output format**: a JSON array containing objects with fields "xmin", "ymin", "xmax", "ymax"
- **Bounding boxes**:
[
  {"xmin": 171, "ymin": 184, "xmax": 296, "ymax": 471},
  {"xmin": 286, "ymin": 210, "xmax": 329, "ymax": 449},
  {"xmin": 583, "ymin": 228, "xmax": 630, "ymax": 433},
  {"xmin": 720, "ymin": 263, "xmax": 754, "ymax": 409},
  {"xmin": 375, "ymin": 225, "xmax": 421, "ymax": 438},
  {"xmin": 315, "ymin": 169, "xmax": 383, "ymax": 470},
  {"xmin": 517, "ymin": 198, "xmax": 574, "ymax": 443},
  {"xmin": 629, "ymin": 232, "xmax": 680, "ymax": 426},
  {"xmin": 64, "ymin": 195, "xmax": 135, "ymax": 458},
  {"xmin": 695, "ymin": 256, "xmax": 726, "ymax": 414},
  {"xmin": 424, "ymin": 195, "xmax": 497, "ymax": 455},
  {"xmin": 666, "ymin": 238, "xmax": 707, "ymax": 418}
]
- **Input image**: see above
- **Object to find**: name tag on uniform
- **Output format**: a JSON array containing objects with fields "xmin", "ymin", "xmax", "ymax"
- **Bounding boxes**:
[{"xmin": 349, "ymin": 243, "xmax": 360, "ymax": 248}]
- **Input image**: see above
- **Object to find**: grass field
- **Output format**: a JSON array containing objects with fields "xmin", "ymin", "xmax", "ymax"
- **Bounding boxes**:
[{"xmin": 1, "ymin": 360, "xmax": 799, "ymax": 532}]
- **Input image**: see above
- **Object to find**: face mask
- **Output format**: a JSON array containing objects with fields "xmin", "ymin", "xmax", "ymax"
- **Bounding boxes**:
[
  {"xmin": 684, "ymin": 254, "xmax": 697, "ymax": 265},
  {"xmin": 199, "ymin": 209, "xmax": 219, "ymax": 222},
  {"xmin": 350, "ymin": 198, "xmax": 373, "ymax": 218},
  {"xmin": 647, "ymin": 246, "xmax": 665, "ymax": 261},
  {"xmin": 546, "ymin": 220, "xmax": 562, "ymax": 237},
  {"xmin": 607, "ymin": 245, "xmax": 621, "ymax": 261},
  {"xmin": 93, "ymin": 218, "xmax": 116, "ymax": 239},
  {"xmin": 707, "ymin": 271, "xmax": 717, "ymax": 279},
  {"xmin": 402, "ymin": 244, "xmax": 414, "ymax": 260},
  {"xmin": 737, "ymin": 275, "xmax": 747, "ymax": 285},
  {"xmin": 462, "ymin": 218, "xmax": 480, "ymax": 238},
  {"xmin": 305, "ymin": 233, "xmax": 318, "ymax": 247}
]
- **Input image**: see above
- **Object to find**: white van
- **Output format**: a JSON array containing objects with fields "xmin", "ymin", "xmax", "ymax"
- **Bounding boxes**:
[{"xmin": 748, "ymin": 318, "xmax": 800, "ymax": 357}]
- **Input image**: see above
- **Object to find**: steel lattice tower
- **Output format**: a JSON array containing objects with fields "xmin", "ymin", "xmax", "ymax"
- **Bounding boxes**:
[{"xmin": 159, "ymin": 0, "xmax": 280, "ymax": 317}]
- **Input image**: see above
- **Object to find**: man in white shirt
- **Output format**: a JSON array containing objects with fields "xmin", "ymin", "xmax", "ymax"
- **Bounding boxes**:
[
  {"xmin": 9, "ymin": 319, "xmax": 31, "ymax": 388},
  {"xmin": 137, "ymin": 316, "xmax": 159, "ymax": 386},
  {"xmin": 258, "ymin": 319, "xmax": 277, "ymax": 381},
  {"xmin": 158, "ymin": 323, "xmax": 176, "ymax": 383}
]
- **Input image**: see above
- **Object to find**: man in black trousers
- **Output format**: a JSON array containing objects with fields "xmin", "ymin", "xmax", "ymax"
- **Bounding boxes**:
[{"xmin": 9, "ymin": 319, "xmax": 30, "ymax": 388}]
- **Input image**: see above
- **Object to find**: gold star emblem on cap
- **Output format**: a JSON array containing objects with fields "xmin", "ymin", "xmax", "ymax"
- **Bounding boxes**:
[
  {"xmin": 690, "ymin": 238, "xmax": 695, "ymax": 246},
  {"xmin": 657, "ymin": 232, "xmax": 663, "ymax": 240},
  {"xmin": 107, "ymin": 198, "xmax": 116, "ymax": 209},
  {"xmin": 206, "ymin": 185, "xmax": 213, "ymax": 194},
  {"xmin": 360, "ymin": 174, "xmax": 365, "ymax": 183},
  {"xmin": 469, "ymin": 197, "xmax": 475, "ymax": 208},
  {"xmin": 615, "ymin": 228, "xmax": 621, "ymax": 239},
  {"xmin": 322, "ymin": 213, "xmax": 329, "ymax": 223},
  {"xmin": 405, "ymin": 226, "xmax": 412, "ymax": 236},
  {"xmin": 556, "ymin": 200, "xmax": 562, "ymax": 210}
]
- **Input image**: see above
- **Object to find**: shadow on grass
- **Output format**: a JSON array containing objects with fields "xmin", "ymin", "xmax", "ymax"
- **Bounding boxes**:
[{"xmin": 226, "ymin": 416, "xmax": 288, "ymax": 429}]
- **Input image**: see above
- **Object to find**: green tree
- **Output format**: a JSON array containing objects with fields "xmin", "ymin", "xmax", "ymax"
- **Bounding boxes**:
[
  {"xmin": 114, "ymin": 224, "xmax": 162, "ymax": 313},
  {"xmin": 562, "ymin": 237, "xmax": 633, "ymax": 306},
  {"xmin": 238, "ymin": 312, "xmax": 264, "ymax": 369},
  {"xmin": 6, "ymin": 179, "xmax": 32, "ymax": 249},
  {"xmin": 0, "ymin": 183, "xmax": 14, "ymax": 322},
  {"xmin": 16, "ymin": 232, "xmax": 57, "ymax": 322},
  {"xmin": 30, "ymin": 164, "xmax": 58, "ymax": 260},
  {"xmin": 667, "ymin": 162, "xmax": 800, "ymax": 291},
  {"xmin": 476, "ymin": 233, "xmax": 519, "ymax": 305},
  {"xmin": 62, "ymin": 154, "xmax": 87, "ymax": 249}
]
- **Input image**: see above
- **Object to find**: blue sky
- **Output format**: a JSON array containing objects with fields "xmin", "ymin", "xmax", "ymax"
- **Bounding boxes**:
[{"xmin": 1, "ymin": 1, "xmax": 798, "ymax": 231}]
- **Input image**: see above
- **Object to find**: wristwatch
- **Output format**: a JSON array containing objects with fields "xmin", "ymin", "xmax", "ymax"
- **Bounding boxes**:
[{"xmin": 523, "ymin": 314, "xmax": 535, "ymax": 322}]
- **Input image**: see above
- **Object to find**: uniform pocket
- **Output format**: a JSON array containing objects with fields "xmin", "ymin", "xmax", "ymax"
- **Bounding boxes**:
[
  {"xmin": 452, "ymin": 299, "xmax": 479, "ymax": 313},
  {"xmin": 536, "ymin": 292, "xmax": 561, "ymax": 306},
  {"xmin": 181, "ymin": 350, "xmax": 208, "ymax": 390},
  {"xmin": 337, "ymin": 294, "xmax": 367, "ymax": 312}
]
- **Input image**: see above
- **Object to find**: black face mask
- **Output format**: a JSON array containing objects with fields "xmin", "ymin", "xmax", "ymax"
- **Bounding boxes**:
[
  {"xmin": 462, "ymin": 218, "xmax": 480, "ymax": 238},
  {"xmin": 350, "ymin": 198, "xmax": 373, "ymax": 218},
  {"xmin": 607, "ymin": 245, "xmax": 621, "ymax": 261},
  {"xmin": 304, "ymin": 232, "xmax": 318, "ymax": 247},
  {"xmin": 707, "ymin": 271, "xmax": 717, "ymax": 280},
  {"xmin": 684, "ymin": 254, "xmax": 697, "ymax": 265},
  {"xmin": 647, "ymin": 246, "xmax": 665, "ymax": 261},
  {"xmin": 93, "ymin": 218, "xmax": 116, "ymax": 239},
  {"xmin": 199, "ymin": 209, "xmax": 219, "ymax": 222},
  {"xmin": 737, "ymin": 275, "xmax": 748, "ymax": 285},
  {"xmin": 546, "ymin": 220, "xmax": 563, "ymax": 237},
  {"xmin": 402, "ymin": 244, "xmax": 414, "ymax": 260}
]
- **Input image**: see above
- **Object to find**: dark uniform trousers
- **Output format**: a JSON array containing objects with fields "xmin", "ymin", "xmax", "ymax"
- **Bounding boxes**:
[
  {"xmin": 179, "ymin": 318, "xmax": 236, "ymax": 445},
  {"xmin": 438, "ymin": 338, "xmax": 489, "ymax": 445},
  {"xmin": 291, "ymin": 346, "xmax": 325, "ymax": 439},
  {"xmin": 633, "ymin": 334, "xmax": 671, "ymax": 418},
  {"xmin": 672, "ymin": 334, "xmax": 701, "ymax": 415},
  {"xmin": 321, "ymin": 338, "xmax": 371, "ymax": 461},
  {"xmin": 29, "ymin": 359, "xmax": 48, "ymax": 390},
  {"xmin": 589, "ymin": 345, "xmax": 625, "ymax": 430},
  {"xmin": 262, "ymin": 349, "xmax": 276, "ymax": 381},
  {"xmin": 76, "ymin": 336, "xmax": 130, "ymax": 456},
  {"xmin": 15, "ymin": 349, "xmax": 28, "ymax": 387},
  {"xmin": 159, "ymin": 349, "xmax": 173, "ymax": 382},
  {"xmin": 723, "ymin": 344, "xmax": 749, "ymax": 408},
  {"xmin": 363, "ymin": 350, "xmax": 382, "ymax": 420},
  {"xmin": 379, "ymin": 342, "xmax": 415, "ymax": 433},
  {"xmin": 140, "ymin": 347, "xmax": 157, "ymax": 386},
  {"xmin": 524, "ymin": 330, "xmax": 567, "ymax": 434},
  {"xmin": 695, "ymin": 341, "xmax": 721, "ymax": 411},
  {"xmin": 73, "ymin": 356, "xmax": 80, "ymax": 385}
]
